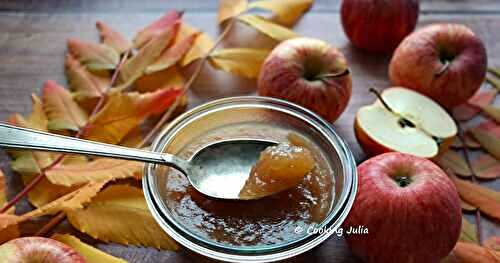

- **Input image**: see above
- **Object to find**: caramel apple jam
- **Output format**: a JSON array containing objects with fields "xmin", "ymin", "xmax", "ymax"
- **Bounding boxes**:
[
  {"xmin": 239, "ymin": 142, "xmax": 315, "ymax": 200},
  {"xmin": 162, "ymin": 124, "xmax": 334, "ymax": 247}
]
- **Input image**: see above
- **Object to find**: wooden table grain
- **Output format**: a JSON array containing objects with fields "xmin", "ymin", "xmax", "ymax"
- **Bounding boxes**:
[{"xmin": 0, "ymin": 1, "xmax": 499, "ymax": 262}]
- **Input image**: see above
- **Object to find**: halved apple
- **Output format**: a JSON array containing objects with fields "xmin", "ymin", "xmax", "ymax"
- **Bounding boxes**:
[{"xmin": 355, "ymin": 87, "xmax": 457, "ymax": 158}]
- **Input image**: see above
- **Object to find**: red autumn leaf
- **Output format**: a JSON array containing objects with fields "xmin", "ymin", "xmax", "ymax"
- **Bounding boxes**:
[
  {"xmin": 452, "ymin": 89, "xmax": 498, "ymax": 121},
  {"xmin": 96, "ymin": 21, "xmax": 131, "ymax": 54},
  {"xmin": 145, "ymin": 32, "xmax": 200, "ymax": 74},
  {"xmin": 67, "ymin": 38, "xmax": 120, "ymax": 71},
  {"xmin": 42, "ymin": 80, "xmax": 88, "ymax": 132},
  {"xmin": 133, "ymin": 10, "xmax": 183, "ymax": 49}
]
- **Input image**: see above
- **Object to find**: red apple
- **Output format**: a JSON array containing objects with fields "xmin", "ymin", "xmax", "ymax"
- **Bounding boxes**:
[
  {"xmin": 389, "ymin": 23, "xmax": 487, "ymax": 108},
  {"xmin": 340, "ymin": 0, "xmax": 419, "ymax": 53},
  {"xmin": 258, "ymin": 37, "xmax": 352, "ymax": 122},
  {"xmin": 343, "ymin": 152, "xmax": 461, "ymax": 263},
  {"xmin": 355, "ymin": 87, "xmax": 457, "ymax": 158},
  {"xmin": 0, "ymin": 237, "xmax": 86, "ymax": 263}
]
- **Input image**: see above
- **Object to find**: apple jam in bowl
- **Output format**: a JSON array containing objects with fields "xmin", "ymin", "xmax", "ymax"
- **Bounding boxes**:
[{"xmin": 143, "ymin": 96, "xmax": 357, "ymax": 262}]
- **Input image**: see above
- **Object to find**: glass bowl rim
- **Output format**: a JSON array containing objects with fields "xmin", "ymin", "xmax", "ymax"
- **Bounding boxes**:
[{"xmin": 143, "ymin": 96, "xmax": 358, "ymax": 262}]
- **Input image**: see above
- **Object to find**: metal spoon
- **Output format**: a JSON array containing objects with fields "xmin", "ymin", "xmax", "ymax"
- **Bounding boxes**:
[{"xmin": 0, "ymin": 123, "xmax": 276, "ymax": 200}]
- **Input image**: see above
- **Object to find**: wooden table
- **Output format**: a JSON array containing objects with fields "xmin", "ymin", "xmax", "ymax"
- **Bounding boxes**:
[{"xmin": 0, "ymin": 0, "xmax": 498, "ymax": 262}]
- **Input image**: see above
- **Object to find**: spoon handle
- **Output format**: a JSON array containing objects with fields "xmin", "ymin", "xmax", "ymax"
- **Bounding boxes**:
[{"xmin": 0, "ymin": 123, "xmax": 186, "ymax": 170}]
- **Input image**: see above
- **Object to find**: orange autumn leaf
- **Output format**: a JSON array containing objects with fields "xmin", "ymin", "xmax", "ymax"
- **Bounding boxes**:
[
  {"xmin": 135, "ymin": 66, "xmax": 185, "ymax": 93},
  {"xmin": 237, "ymin": 14, "xmax": 299, "ymax": 42},
  {"xmin": 145, "ymin": 32, "xmax": 200, "ymax": 74},
  {"xmin": 450, "ymin": 176, "xmax": 500, "ymax": 220},
  {"xmin": 65, "ymin": 54, "xmax": 109, "ymax": 103},
  {"xmin": 67, "ymin": 38, "xmax": 120, "ymax": 71},
  {"xmin": 42, "ymin": 80, "xmax": 88, "ymax": 132},
  {"xmin": 46, "ymin": 158, "xmax": 143, "ymax": 187},
  {"xmin": 133, "ymin": 10, "xmax": 182, "ymax": 49},
  {"xmin": 52, "ymin": 234, "xmax": 127, "ymax": 263},
  {"xmin": 84, "ymin": 88, "xmax": 181, "ymax": 144},
  {"xmin": 469, "ymin": 128, "xmax": 500, "ymax": 160},
  {"xmin": 67, "ymin": 185, "xmax": 178, "ymax": 250},
  {"xmin": 452, "ymin": 89, "xmax": 498, "ymax": 121},
  {"xmin": 177, "ymin": 23, "xmax": 215, "ymax": 66},
  {"xmin": 218, "ymin": 0, "xmax": 248, "ymax": 24},
  {"xmin": 0, "ymin": 170, "xmax": 19, "ymax": 244},
  {"xmin": 248, "ymin": 0, "xmax": 314, "ymax": 26},
  {"xmin": 450, "ymin": 242, "xmax": 499, "ymax": 263},
  {"xmin": 460, "ymin": 199, "xmax": 476, "ymax": 212},
  {"xmin": 119, "ymin": 22, "xmax": 180, "ymax": 88},
  {"xmin": 436, "ymin": 151, "xmax": 472, "ymax": 177},
  {"xmin": 484, "ymin": 236, "xmax": 500, "ymax": 251},
  {"xmin": 472, "ymin": 154, "xmax": 500, "ymax": 179},
  {"xmin": 209, "ymin": 48, "xmax": 271, "ymax": 78},
  {"xmin": 96, "ymin": 21, "xmax": 131, "ymax": 54}
]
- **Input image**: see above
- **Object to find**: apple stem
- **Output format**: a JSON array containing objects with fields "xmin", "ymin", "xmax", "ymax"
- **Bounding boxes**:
[
  {"xmin": 315, "ymin": 68, "xmax": 350, "ymax": 81},
  {"xmin": 435, "ymin": 60, "xmax": 450, "ymax": 77},
  {"xmin": 394, "ymin": 176, "xmax": 411, "ymax": 187},
  {"xmin": 368, "ymin": 87, "xmax": 395, "ymax": 113}
]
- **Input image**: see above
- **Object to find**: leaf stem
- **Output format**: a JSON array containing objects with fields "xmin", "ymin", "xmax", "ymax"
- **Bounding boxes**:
[
  {"xmin": 0, "ymin": 49, "xmax": 131, "ymax": 214},
  {"xmin": 456, "ymin": 121, "xmax": 483, "ymax": 244},
  {"xmin": 139, "ymin": 19, "xmax": 236, "ymax": 148},
  {"xmin": 35, "ymin": 211, "xmax": 66, "ymax": 237}
]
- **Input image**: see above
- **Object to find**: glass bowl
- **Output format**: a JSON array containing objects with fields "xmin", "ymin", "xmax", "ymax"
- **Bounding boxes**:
[{"xmin": 143, "ymin": 96, "xmax": 357, "ymax": 262}]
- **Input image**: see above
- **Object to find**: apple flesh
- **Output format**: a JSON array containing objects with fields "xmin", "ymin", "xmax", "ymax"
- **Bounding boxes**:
[
  {"xmin": 355, "ymin": 87, "xmax": 457, "ymax": 158},
  {"xmin": 389, "ymin": 23, "xmax": 487, "ymax": 108},
  {"xmin": 341, "ymin": 0, "xmax": 419, "ymax": 53},
  {"xmin": 258, "ymin": 37, "xmax": 352, "ymax": 122},
  {"xmin": 0, "ymin": 237, "xmax": 86, "ymax": 263},
  {"xmin": 343, "ymin": 152, "xmax": 462, "ymax": 263}
]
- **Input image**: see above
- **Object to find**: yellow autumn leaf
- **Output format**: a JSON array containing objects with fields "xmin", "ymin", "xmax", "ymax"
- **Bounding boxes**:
[
  {"xmin": 52, "ymin": 234, "xmax": 127, "ymax": 263},
  {"xmin": 67, "ymin": 38, "xmax": 120, "ymax": 71},
  {"xmin": 0, "ymin": 181, "xmax": 106, "ymax": 231},
  {"xmin": 218, "ymin": 0, "xmax": 248, "ymax": 24},
  {"xmin": 67, "ymin": 185, "xmax": 178, "ymax": 250},
  {"xmin": 96, "ymin": 21, "xmax": 131, "ymax": 55},
  {"xmin": 0, "ymin": 170, "xmax": 19, "ymax": 244},
  {"xmin": 46, "ymin": 158, "xmax": 143, "ymax": 187},
  {"xmin": 177, "ymin": 23, "xmax": 215, "ymax": 66},
  {"xmin": 65, "ymin": 54, "xmax": 109, "ymax": 103},
  {"xmin": 248, "ymin": 0, "xmax": 314, "ymax": 26},
  {"xmin": 42, "ymin": 80, "xmax": 88, "ymax": 131},
  {"xmin": 84, "ymin": 88, "xmax": 181, "ymax": 145},
  {"xmin": 22, "ymin": 181, "xmax": 107, "ymax": 219},
  {"xmin": 237, "ymin": 14, "xmax": 299, "ymax": 41},
  {"xmin": 7, "ymin": 96, "xmax": 76, "ymax": 207},
  {"xmin": 209, "ymin": 48, "xmax": 270, "ymax": 78}
]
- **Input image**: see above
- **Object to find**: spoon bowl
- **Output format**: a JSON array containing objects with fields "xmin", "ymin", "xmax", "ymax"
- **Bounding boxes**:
[{"xmin": 0, "ymin": 123, "xmax": 276, "ymax": 200}]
